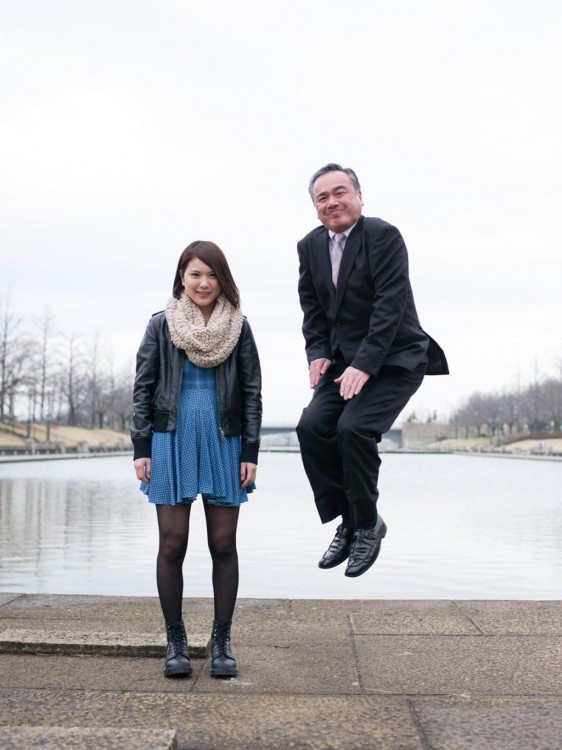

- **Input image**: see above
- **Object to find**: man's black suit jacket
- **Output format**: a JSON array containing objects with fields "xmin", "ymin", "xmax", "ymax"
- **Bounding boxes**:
[{"xmin": 297, "ymin": 215, "xmax": 448, "ymax": 378}]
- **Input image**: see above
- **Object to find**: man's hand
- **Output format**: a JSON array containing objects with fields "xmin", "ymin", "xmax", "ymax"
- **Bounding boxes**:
[
  {"xmin": 240, "ymin": 462, "xmax": 257, "ymax": 489},
  {"xmin": 334, "ymin": 366, "xmax": 371, "ymax": 400},
  {"xmin": 309, "ymin": 357, "xmax": 332, "ymax": 388},
  {"xmin": 134, "ymin": 457, "xmax": 151, "ymax": 483}
]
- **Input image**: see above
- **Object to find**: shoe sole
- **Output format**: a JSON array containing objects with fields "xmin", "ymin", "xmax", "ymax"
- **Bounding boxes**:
[
  {"xmin": 164, "ymin": 668, "xmax": 193, "ymax": 678},
  {"xmin": 210, "ymin": 669, "xmax": 238, "ymax": 677},
  {"xmin": 344, "ymin": 522, "xmax": 387, "ymax": 578}
]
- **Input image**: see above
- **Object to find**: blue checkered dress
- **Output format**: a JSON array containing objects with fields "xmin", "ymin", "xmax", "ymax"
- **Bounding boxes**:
[{"xmin": 140, "ymin": 356, "xmax": 254, "ymax": 506}]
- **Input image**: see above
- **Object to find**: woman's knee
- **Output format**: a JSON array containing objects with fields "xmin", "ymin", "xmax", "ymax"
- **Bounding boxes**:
[
  {"xmin": 208, "ymin": 533, "xmax": 237, "ymax": 562},
  {"xmin": 159, "ymin": 531, "xmax": 187, "ymax": 563}
]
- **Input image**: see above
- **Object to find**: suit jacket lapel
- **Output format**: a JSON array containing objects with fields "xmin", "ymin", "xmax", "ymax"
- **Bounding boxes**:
[
  {"xmin": 334, "ymin": 222, "xmax": 362, "ymax": 312},
  {"xmin": 314, "ymin": 229, "xmax": 336, "ymax": 301}
]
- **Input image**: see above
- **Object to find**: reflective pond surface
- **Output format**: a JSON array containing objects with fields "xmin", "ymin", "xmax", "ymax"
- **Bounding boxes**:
[{"xmin": 0, "ymin": 452, "xmax": 560, "ymax": 599}]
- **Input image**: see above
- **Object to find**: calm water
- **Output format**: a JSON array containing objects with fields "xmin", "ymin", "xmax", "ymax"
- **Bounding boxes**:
[{"xmin": 0, "ymin": 453, "xmax": 560, "ymax": 599}]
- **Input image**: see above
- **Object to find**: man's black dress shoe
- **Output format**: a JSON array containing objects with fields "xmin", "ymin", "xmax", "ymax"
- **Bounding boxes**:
[
  {"xmin": 344, "ymin": 515, "xmax": 387, "ymax": 578},
  {"xmin": 318, "ymin": 523, "xmax": 354, "ymax": 569}
]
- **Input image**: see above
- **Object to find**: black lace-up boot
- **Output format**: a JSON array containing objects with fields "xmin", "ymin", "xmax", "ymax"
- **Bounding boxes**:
[
  {"xmin": 164, "ymin": 619, "xmax": 192, "ymax": 678},
  {"xmin": 210, "ymin": 620, "xmax": 238, "ymax": 677}
]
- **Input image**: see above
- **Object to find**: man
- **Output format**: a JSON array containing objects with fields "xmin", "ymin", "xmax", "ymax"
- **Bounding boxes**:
[{"xmin": 296, "ymin": 163, "xmax": 448, "ymax": 578}]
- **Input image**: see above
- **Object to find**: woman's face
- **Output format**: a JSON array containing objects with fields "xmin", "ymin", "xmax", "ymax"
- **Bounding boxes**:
[{"xmin": 181, "ymin": 258, "xmax": 221, "ymax": 317}]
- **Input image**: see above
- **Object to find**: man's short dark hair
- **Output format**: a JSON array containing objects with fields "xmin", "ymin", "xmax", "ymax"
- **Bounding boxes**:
[{"xmin": 308, "ymin": 163, "xmax": 361, "ymax": 200}]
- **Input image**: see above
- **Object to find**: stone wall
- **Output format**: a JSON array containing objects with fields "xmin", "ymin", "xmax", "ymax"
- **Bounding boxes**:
[{"xmin": 401, "ymin": 422, "xmax": 457, "ymax": 449}]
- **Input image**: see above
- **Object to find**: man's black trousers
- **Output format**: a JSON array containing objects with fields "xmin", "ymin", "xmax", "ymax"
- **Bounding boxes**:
[{"xmin": 296, "ymin": 360, "xmax": 427, "ymax": 528}]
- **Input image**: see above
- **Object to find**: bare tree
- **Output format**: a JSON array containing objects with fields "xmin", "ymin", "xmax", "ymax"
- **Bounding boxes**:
[
  {"xmin": 520, "ymin": 378, "xmax": 546, "ymax": 433},
  {"xmin": 108, "ymin": 367, "xmax": 134, "ymax": 431},
  {"xmin": 84, "ymin": 335, "xmax": 101, "ymax": 428},
  {"xmin": 0, "ymin": 296, "xmax": 34, "ymax": 422},
  {"xmin": 0, "ymin": 298, "xmax": 135, "ymax": 432},
  {"xmin": 60, "ymin": 335, "xmax": 84, "ymax": 426},
  {"xmin": 497, "ymin": 388, "xmax": 522, "ymax": 435},
  {"xmin": 541, "ymin": 377, "xmax": 562, "ymax": 432},
  {"xmin": 33, "ymin": 308, "xmax": 59, "ymax": 421},
  {"xmin": 83, "ymin": 334, "xmax": 118, "ymax": 428}
]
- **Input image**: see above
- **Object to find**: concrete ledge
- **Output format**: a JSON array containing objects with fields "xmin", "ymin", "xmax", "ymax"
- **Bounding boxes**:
[
  {"xmin": 0, "ymin": 628, "xmax": 208, "ymax": 658},
  {"xmin": 1, "ymin": 596, "xmax": 561, "ymax": 749},
  {"xmin": 1, "ymin": 726, "xmax": 177, "ymax": 749},
  {"xmin": 0, "ymin": 450, "xmax": 133, "ymax": 463}
]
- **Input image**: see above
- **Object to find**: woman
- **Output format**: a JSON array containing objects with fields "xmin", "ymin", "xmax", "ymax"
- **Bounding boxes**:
[{"xmin": 132, "ymin": 240, "xmax": 262, "ymax": 678}]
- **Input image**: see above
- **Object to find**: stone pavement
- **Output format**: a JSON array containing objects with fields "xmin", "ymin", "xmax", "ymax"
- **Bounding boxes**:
[{"xmin": 0, "ymin": 593, "xmax": 561, "ymax": 749}]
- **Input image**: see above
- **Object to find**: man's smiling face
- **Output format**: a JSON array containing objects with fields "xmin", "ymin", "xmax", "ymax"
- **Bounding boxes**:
[{"xmin": 312, "ymin": 171, "xmax": 364, "ymax": 232}]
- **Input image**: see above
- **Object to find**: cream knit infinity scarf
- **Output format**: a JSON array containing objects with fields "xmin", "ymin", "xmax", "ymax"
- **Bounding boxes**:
[{"xmin": 165, "ymin": 292, "xmax": 243, "ymax": 368}]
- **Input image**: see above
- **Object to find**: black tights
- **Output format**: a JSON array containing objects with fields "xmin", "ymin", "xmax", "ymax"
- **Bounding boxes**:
[{"xmin": 155, "ymin": 501, "xmax": 240, "ymax": 624}]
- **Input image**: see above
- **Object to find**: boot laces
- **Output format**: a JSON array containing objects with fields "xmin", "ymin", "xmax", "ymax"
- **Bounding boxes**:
[
  {"xmin": 167, "ymin": 622, "xmax": 187, "ymax": 656},
  {"xmin": 212, "ymin": 622, "xmax": 232, "ymax": 657}
]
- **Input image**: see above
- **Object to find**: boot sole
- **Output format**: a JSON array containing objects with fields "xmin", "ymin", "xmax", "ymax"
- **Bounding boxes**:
[
  {"xmin": 164, "ymin": 666, "xmax": 193, "ymax": 678},
  {"xmin": 210, "ymin": 668, "xmax": 238, "ymax": 677}
]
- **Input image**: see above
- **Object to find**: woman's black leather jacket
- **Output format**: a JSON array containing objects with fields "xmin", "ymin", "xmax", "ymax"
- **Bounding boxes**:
[{"xmin": 131, "ymin": 312, "xmax": 262, "ymax": 463}]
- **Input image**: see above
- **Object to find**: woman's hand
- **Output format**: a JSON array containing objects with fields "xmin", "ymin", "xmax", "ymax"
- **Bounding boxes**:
[
  {"xmin": 134, "ymin": 457, "xmax": 151, "ymax": 483},
  {"xmin": 240, "ymin": 462, "xmax": 257, "ymax": 489}
]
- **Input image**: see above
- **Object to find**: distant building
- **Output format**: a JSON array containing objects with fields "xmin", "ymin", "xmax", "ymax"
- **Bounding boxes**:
[{"xmin": 401, "ymin": 422, "xmax": 457, "ymax": 450}]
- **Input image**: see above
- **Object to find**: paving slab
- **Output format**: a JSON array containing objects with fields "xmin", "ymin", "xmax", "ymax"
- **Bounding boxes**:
[
  {"xmin": 0, "ymin": 641, "xmax": 361, "ymax": 696},
  {"xmin": 234, "ymin": 602, "xmax": 351, "ymax": 643},
  {"xmin": 355, "ymin": 634, "xmax": 562, "ymax": 695},
  {"xmin": 412, "ymin": 697, "xmax": 562, "ymax": 750},
  {"xmin": 0, "ymin": 653, "xmax": 206, "ymax": 692},
  {"xmin": 0, "ymin": 624, "xmax": 208, "ymax": 658},
  {"xmin": 348, "ymin": 600, "xmax": 481, "ymax": 635},
  {"xmin": 0, "ymin": 593, "xmax": 201, "ymax": 623},
  {"xmin": 0, "ymin": 595, "xmax": 213, "ymax": 658},
  {"xmin": 0, "ymin": 690, "xmax": 426, "ymax": 750},
  {"xmin": 271, "ymin": 598, "xmax": 479, "ymax": 640},
  {"xmin": 192, "ymin": 641, "xmax": 361, "ymax": 695},
  {"xmin": 1, "ymin": 726, "xmax": 178, "ymax": 750},
  {"xmin": 455, "ymin": 600, "xmax": 562, "ymax": 634},
  {"xmin": 0, "ymin": 593, "xmax": 21, "ymax": 607}
]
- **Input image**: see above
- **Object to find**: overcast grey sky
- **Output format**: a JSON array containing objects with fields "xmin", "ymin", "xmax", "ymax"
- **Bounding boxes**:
[{"xmin": 2, "ymin": 0, "xmax": 561, "ymax": 425}]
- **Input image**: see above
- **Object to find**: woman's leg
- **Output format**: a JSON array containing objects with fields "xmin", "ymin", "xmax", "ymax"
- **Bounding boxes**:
[
  {"xmin": 155, "ymin": 504, "xmax": 191, "ymax": 622},
  {"xmin": 204, "ymin": 501, "xmax": 240, "ymax": 676},
  {"xmin": 203, "ymin": 501, "xmax": 240, "ymax": 623}
]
